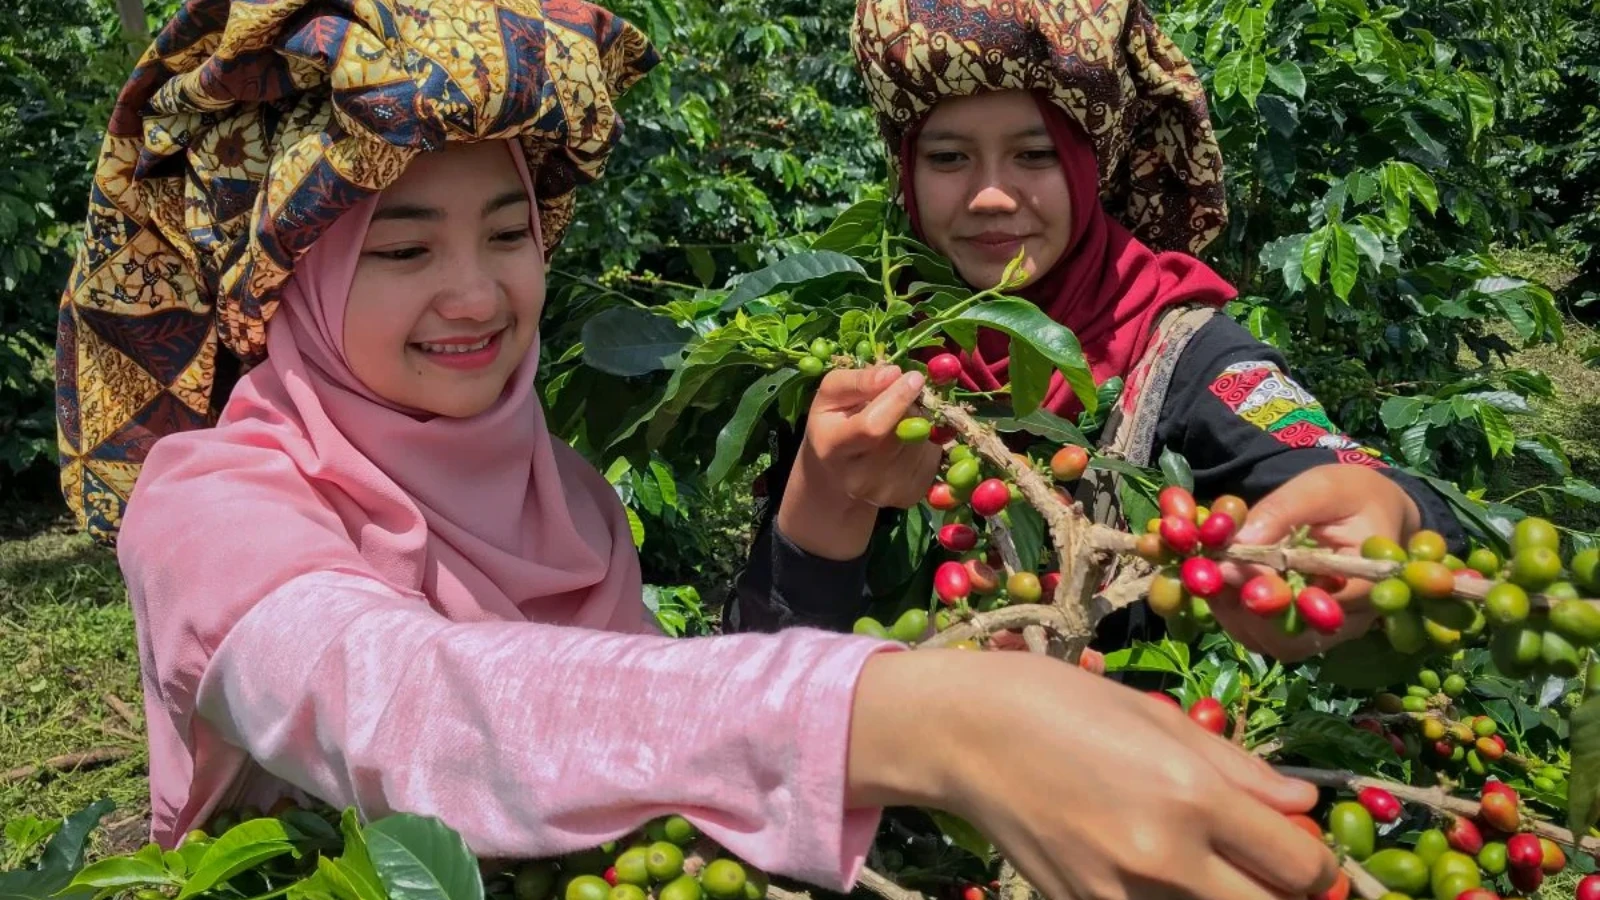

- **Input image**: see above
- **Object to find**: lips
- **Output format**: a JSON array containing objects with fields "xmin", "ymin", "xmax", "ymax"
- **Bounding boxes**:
[{"xmin": 412, "ymin": 330, "xmax": 502, "ymax": 354}]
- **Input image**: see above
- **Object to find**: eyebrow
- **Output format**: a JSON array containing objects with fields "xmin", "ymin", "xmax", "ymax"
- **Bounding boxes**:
[
  {"xmin": 370, "ymin": 187, "xmax": 530, "ymax": 222},
  {"xmin": 920, "ymin": 125, "xmax": 1051, "ymax": 142}
]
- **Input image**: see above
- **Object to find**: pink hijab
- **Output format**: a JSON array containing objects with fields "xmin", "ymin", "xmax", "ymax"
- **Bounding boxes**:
[{"xmin": 118, "ymin": 142, "xmax": 651, "ymax": 830}]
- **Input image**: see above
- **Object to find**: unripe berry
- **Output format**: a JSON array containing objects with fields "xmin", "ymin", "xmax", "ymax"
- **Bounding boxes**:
[{"xmin": 1049, "ymin": 445, "xmax": 1090, "ymax": 482}]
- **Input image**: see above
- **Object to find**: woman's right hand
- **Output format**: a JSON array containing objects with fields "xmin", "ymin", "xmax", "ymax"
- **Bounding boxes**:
[
  {"xmin": 776, "ymin": 365, "xmax": 944, "ymax": 560},
  {"xmin": 847, "ymin": 650, "xmax": 1338, "ymax": 900}
]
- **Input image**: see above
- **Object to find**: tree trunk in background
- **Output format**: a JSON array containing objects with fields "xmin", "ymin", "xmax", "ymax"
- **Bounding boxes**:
[{"xmin": 115, "ymin": 0, "xmax": 149, "ymax": 45}]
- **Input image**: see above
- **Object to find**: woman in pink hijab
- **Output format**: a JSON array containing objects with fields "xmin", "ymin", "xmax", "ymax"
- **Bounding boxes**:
[{"xmin": 80, "ymin": 4, "xmax": 1338, "ymax": 898}]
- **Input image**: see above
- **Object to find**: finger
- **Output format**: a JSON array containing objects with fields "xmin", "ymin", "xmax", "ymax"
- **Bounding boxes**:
[
  {"xmin": 1188, "ymin": 733, "xmax": 1319, "ymax": 814},
  {"xmin": 1199, "ymin": 854, "xmax": 1310, "ymax": 900},
  {"xmin": 812, "ymin": 365, "xmax": 902, "ymax": 413},
  {"xmin": 1210, "ymin": 800, "xmax": 1340, "ymax": 898},
  {"xmin": 886, "ymin": 441, "xmax": 945, "ymax": 507},
  {"xmin": 856, "ymin": 370, "xmax": 929, "ymax": 439}
]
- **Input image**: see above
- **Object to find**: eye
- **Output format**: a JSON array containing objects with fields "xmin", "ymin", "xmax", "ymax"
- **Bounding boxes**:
[
  {"xmin": 492, "ymin": 227, "xmax": 534, "ymax": 244},
  {"xmin": 924, "ymin": 150, "xmax": 966, "ymax": 166},
  {"xmin": 368, "ymin": 246, "xmax": 427, "ymax": 262},
  {"xmin": 1018, "ymin": 149, "xmax": 1059, "ymax": 165}
]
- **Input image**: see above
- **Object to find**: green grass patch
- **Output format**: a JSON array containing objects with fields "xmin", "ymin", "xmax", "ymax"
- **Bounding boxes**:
[{"xmin": 0, "ymin": 515, "xmax": 150, "ymax": 855}]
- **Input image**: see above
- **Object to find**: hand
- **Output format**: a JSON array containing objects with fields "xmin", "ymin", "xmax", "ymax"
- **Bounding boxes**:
[
  {"xmin": 847, "ymin": 651, "xmax": 1339, "ymax": 900},
  {"xmin": 1210, "ymin": 464, "xmax": 1423, "ymax": 662},
  {"xmin": 776, "ymin": 365, "xmax": 943, "ymax": 560},
  {"xmin": 798, "ymin": 364, "xmax": 944, "ymax": 510}
]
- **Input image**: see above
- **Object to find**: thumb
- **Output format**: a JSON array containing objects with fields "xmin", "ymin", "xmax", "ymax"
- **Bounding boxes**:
[
  {"xmin": 1233, "ymin": 482, "xmax": 1314, "ymax": 546},
  {"xmin": 813, "ymin": 365, "xmax": 901, "ymax": 412}
]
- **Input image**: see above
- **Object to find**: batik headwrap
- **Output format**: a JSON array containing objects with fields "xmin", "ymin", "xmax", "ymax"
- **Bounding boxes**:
[
  {"xmin": 852, "ymin": 0, "xmax": 1227, "ymax": 255},
  {"xmin": 56, "ymin": 0, "xmax": 657, "ymax": 543}
]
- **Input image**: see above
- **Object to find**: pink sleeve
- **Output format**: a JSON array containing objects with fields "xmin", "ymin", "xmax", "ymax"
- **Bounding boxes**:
[{"xmin": 195, "ymin": 570, "xmax": 897, "ymax": 890}]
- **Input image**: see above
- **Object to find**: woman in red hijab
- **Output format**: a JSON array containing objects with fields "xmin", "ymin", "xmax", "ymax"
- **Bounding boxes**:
[{"xmin": 731, "ymin": 0, "xmax": 1465, "ymax": 663}]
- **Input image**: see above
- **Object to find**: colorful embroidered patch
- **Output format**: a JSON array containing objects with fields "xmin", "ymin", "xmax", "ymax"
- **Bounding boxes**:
[{"xmin": 1209, "ymin": 362, "xmax": 1390, "ymax": 469}]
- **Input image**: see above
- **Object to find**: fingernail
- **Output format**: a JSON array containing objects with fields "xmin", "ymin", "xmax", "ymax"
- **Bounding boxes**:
[{"xmin": 904, "ymin": 371, "xmax": 925, "ymax": 391}]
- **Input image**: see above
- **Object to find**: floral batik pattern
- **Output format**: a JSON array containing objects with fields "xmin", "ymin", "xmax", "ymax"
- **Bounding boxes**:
[
  {"xmin": 851, "ymin": 0, "xmax": 1228, "ymax": 255},
  {"xmin": 57, "ymin": 0, "xmax": 659, "ymax": 543},
  {"xmin": 1208, "ymin": 362, "xmax": 1391, "ymax": 469}
]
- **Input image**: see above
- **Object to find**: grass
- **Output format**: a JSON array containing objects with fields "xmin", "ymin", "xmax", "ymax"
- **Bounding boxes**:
[
  {"xmin": 0, "ymin": 510, "xmax": 151, "ymax": 857},
  {"xmin": 1487, "ymin": 247, "xmax": 1600, "ymax": 536}
]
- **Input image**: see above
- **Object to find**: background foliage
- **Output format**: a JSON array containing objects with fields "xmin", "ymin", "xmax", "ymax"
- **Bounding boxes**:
[{"xmin": 1, "ymin": 0, "xmax": 1597, "ymax": 602}]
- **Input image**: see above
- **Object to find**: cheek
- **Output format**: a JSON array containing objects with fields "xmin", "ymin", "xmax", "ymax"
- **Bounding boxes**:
[
  {"xmin": 1032, "ymin": 172, "xmax": 1074, "ymax": 256},
  {"xmin": 342, "ymin": 275, "xmax": 422, "ymax": 379},
  {"xmin": 509, "ymin": 254, "xmax": 548, "ymax": 325},
  {"xmin": 911, "ymin": 170, "xmax": 959, "ymax": 248}
]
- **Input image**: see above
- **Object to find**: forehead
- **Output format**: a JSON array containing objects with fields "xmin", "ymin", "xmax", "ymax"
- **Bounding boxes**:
[
  {"xmin": 920, "ymin": 90, "xmax": 1047, "ymax": 139},
  {"xmin": 377, "ymin": 142, "xmax": 523, "ymax": 206}
]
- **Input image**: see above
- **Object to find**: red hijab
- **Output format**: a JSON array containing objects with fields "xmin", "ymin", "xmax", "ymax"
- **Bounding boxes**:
[{"xmin": 905, "ymin": 93, "xmax": 1236, "ymax": 419}]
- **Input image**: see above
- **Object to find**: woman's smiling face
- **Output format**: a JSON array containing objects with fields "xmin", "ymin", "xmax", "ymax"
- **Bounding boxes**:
[
  {"xmin": 911, "ymin": 90, "xmax": 1073, "ymax": 291},
  {"xmin": 343, "ymin": 142, "xmax": 545, "ymax": 419}
]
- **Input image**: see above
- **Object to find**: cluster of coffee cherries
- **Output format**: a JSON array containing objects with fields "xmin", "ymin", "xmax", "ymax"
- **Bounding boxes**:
[
  {"xmin": 1137, "ymin": 485, "xmax": 1348, "ymax": 642},
  {"xmin": 872, "ymin": 354, "xmax": 1089, "ymax": 626},
  {"xmin": 1358, "ymin": 516, "xmax": 1600, "ymax": 677},
  {"xmin": 1294, "ymin": 778, "xmax": 1595, "ymax": 899},
  {"xmin": 1367, "ymin": 668, "xmax": 1566, "ymax": 784},
  {"xmin": 495, "ymin": 816, "xmax": 767, "ymax": 900}
]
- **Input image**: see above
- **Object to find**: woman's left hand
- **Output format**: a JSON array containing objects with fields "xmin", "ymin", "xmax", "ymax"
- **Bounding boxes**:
[{"xmin": 1208, "ymin": 464, "xmax": 1423, "ymax": 663}]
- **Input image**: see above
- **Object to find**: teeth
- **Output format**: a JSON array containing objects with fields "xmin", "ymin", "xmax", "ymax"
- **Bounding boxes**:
[{"xmin": 418, "ymin": 336, "xmax": 493, "ymax": 354}]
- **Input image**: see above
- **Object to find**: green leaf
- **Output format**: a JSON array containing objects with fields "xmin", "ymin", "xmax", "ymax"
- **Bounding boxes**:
[
  {"xmin": 1212, "ymin": 50, "xmax": 1242, "ymax": 99},
  {"xmin": 721, "ymin": 250, "xmax": 867, "ymax": 311},
  {"xmin": 1007, "ymin": 502, "xmax": 1047, "ymax": 573},
  {"xmin": 1345, "ymin": 223, "xmax": 1385, "ymax": 272},
  {"xmin": 1237, "ymin": 7, "xmax": 1265, "ymax": 46},
  {"xmin": 4, "ymin": 817, "xmax": 61, "ymax": 862},
  {"xmin": 1256, "ymin": 94, "xmax": 1299, "ymax": 138},
  {"xmin": 812, "ymin": 199, "xmax": 885, "ymax": 253},
  {"xmin": 1460, "ymin": 72, "xmax": 1496, "ymax": 144},
  {"xmin": 1399, "ymin": 423, "xmax": 1432, "ymax": 469},
  {"xmin": 62, "ymin": 856, "xmax": 177, "ymax": 895},
  {"xmin": 365, "ymin": 815, "xmax": 484, "ymax": 900},
  {"xmin": 1401, "ymin": 114, "xmax": 1448, "ymax": 166},
  {"xmin": 0, "ymin": 799, "xmax": 115, "ymax": 900},
  {"xmin": 991, "ymin": 409, "xmax": 1089, "ymax": 446},
  {"xmin": 311, "ymin": 855, "xmax": 389, "ymax": 900},
  {"xmin": 1477, "ymin": 406, "xmax": 1516, "ymax": 458},
  {"xmin": 1326, "ymin": 224, "xmax": 1359, "ymax": 301},
  {"xmin": 1159, "ymin": 447, "xmax": 1194, "ymax": 492},
  {"xmin": 1567, "ymin": 693, "xmax": 1600, "ymax": 837},
  {"xmin": 685, "ymin": 247, "xmax": 715, "ymax": 287},
  {"xmin": 624, "ymin": 507, "xmax": 645, "ymax": 548},
  {"xmin": 1561, "ymin": 479, "xmax": 1600, "ymax": 504},
  {"xmin": 1402, "ymin": 163, "xmax": 1440, "ymax": 215},
  {"xmin": 1273, "ymin": 712, "xmax": 1397, "ymax": 767},
  {"xmin": 581, "ymin": 308, "xmax": 694, "ymax": 377},
  {"xmin": 648, "ymin": 460, "xmax": 679, "ymax": 509},
  {"xmin": 1238, "ymin": 52, "xmax": 1267, "ymax": 106},
  {"xmin": 1516, "ymin": 437, "xmax": 1572, "ymax": 477},
  {"xmin": 1007, "ymin": 338, "xmax": 1053, "ymax": 418},
  {"xmin": 1266, "ymin": 60, "xmax": 1306, "ymax": 100},
  {"xmin": 927, "ymin": 812, "xmax": 993, "ymax": 861},
  {"xmin": 707, "ymin": 369, "xmax": 800, "ymax": 485},
  {"xmin": 179, "ymin": 819, "xmax": 296, "ymax": 899},
  {"xmin": 1104, "ymin": 641, "xmax": 1190, "ymax": 675},
  {"xmin": 1318, "ymin": 632, "xmax": 1426, "ymax": 689},
  {"xmin": 1301, "ymin": 225, "xmax": 1331, "ymax": 285},
  {"xmin": 1379, "ymin": 396, "xmax": 1425, "ymax": 430},
  {"xmin": 938, "ymin": 300, "xmax": 1094, "ymax": 415}
]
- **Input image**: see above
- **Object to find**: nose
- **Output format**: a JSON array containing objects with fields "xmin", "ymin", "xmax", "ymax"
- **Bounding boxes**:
[
  {"xmin": 968, "ymin": 181, "xmax": 1019, "ymax": 216},
  {"xmin": 433, "ymin": 264, "xmax": 500, "ymax": 322}
]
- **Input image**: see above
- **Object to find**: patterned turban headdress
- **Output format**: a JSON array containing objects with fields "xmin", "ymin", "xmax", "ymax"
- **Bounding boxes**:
[
  {"xmin": 851, "ymin": 0, "xmax": 1229, "ymax": 256},
  {"xmin": 55, "ymin": 0, "xmax": 657, "ymax": 543}
]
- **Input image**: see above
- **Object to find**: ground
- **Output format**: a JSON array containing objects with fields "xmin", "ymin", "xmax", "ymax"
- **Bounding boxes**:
[{"xmin": 2, "ymin": 249, "xmax": 1597, "ymax": 868}]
